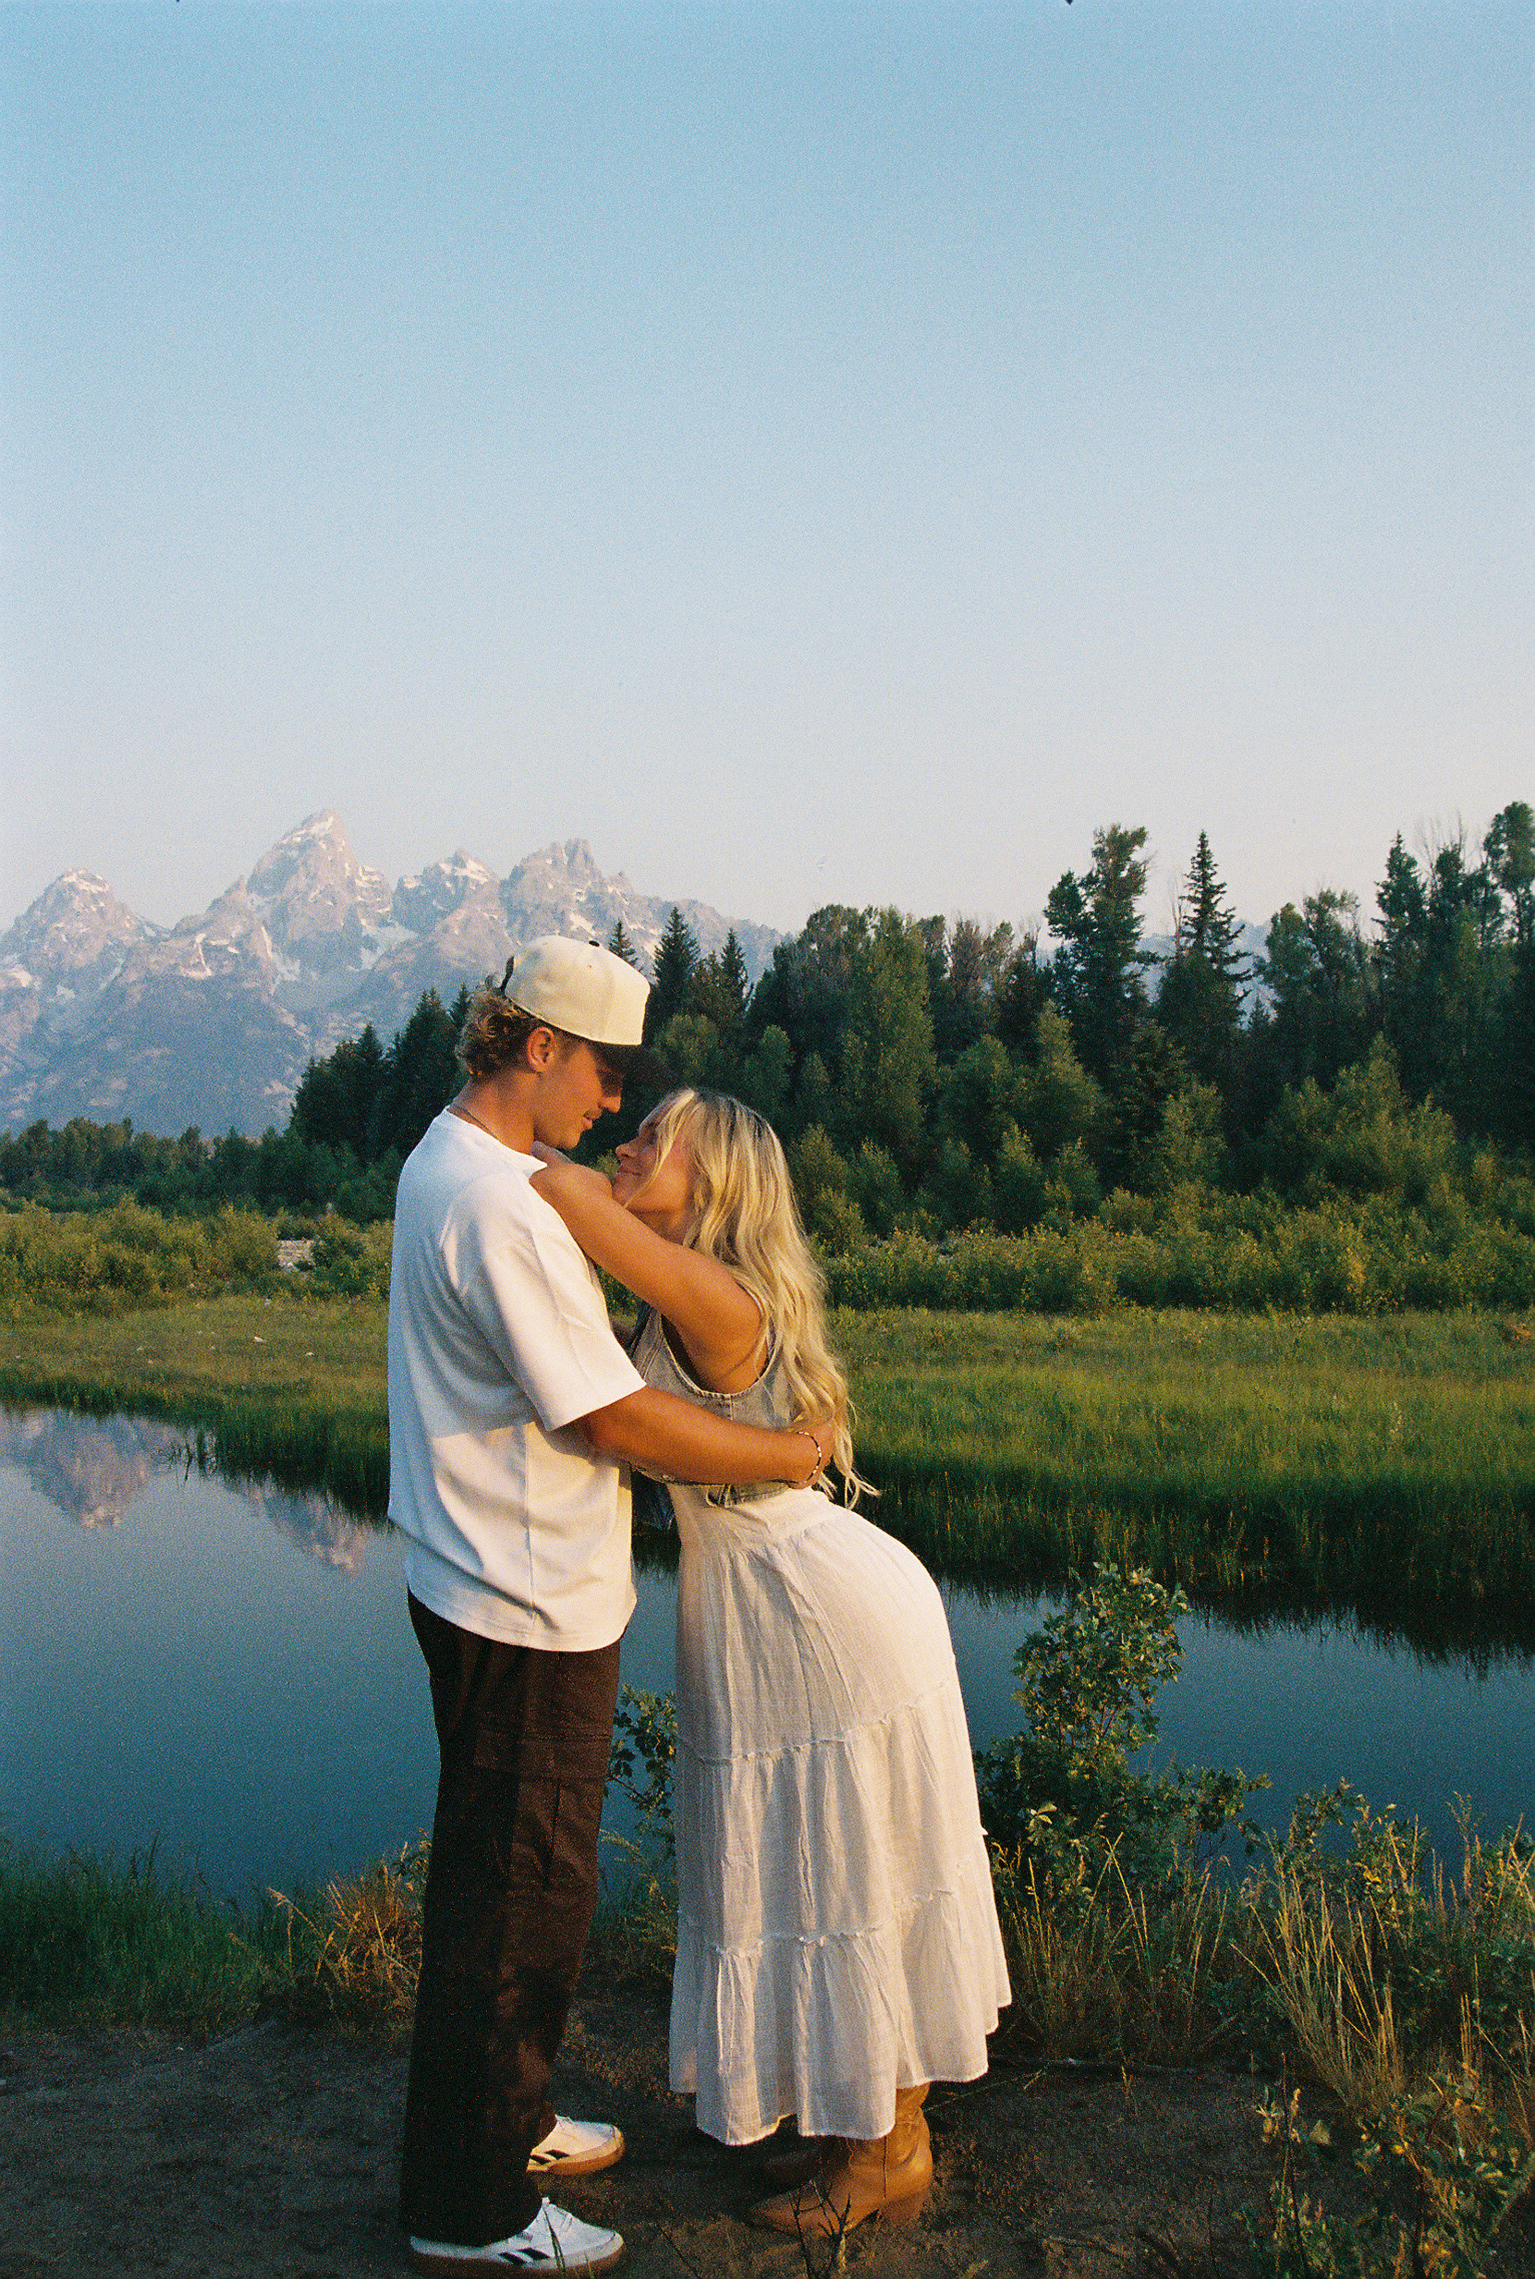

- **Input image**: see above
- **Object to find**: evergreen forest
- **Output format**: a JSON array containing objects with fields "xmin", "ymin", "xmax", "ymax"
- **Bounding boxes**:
[{"xmin": 4, "ymin": 808, "xmax": 1534, "ymax": 1313}]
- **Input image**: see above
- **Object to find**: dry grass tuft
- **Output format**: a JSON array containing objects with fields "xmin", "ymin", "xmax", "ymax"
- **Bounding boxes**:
[
  {"xmin": 1244, "ymin": 1810, "xmax": 1535, "ymax": 2145},
  {"xmin": 263, "ymin": 1838, "xmax": 427, "ymax": 2032}
]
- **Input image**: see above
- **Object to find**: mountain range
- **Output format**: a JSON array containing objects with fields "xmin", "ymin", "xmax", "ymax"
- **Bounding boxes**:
[{"xmin": 0, "ymin": 814, "xmax": 781, "ymax": 1138}]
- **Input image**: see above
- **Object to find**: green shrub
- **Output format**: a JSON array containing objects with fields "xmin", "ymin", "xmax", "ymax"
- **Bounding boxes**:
[
  {"xmin": 305, "ymin": 1220, "xmax": 392, "ymax": 1298},
  {"xmin": 974, "ymin": 1565, "xmax": 1268, "ymax": 1891},
  {"xmin": 0, "ymin": 1200, "xmax": 279, "ymax": 1314},
  {"xmin": 1262, "ymin": 1042, "xmax": 1461, "ymax": 1206},
  {"xmin": 817, "ymin": 1192, "xmax": 1535, "ymax": 1314},
  {"xmin": 1244, "ymin": 2075, "xmax": 1535, "ymax": 2277}
]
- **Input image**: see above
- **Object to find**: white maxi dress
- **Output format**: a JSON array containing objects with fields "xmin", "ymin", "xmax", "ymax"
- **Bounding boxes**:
[{"xmin": 629, "ymin": 1307, "xmax": 1011, "ymax": 2147}]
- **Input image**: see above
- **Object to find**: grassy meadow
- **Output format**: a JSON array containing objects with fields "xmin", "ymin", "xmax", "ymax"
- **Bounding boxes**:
[
  {"xmin": 837, "ymin": 1308, "xmax": 1535, "ymax": 1645},
  {"xmin": 2, "ymin": 1291, "xmax": 1532, "ymax": 1641}
]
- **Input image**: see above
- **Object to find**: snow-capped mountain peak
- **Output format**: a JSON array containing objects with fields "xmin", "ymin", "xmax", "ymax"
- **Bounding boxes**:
[{"xmin": 0, "ymin": 820, "xmax": 781, "ymax": 1135}]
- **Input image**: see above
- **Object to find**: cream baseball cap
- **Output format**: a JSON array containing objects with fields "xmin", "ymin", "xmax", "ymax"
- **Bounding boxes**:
[{"xmin": 502, "ymin": 936, "xmax": 663, "ymax": 1078}]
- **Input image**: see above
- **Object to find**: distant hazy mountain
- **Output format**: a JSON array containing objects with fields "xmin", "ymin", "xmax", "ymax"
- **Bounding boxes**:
[
  {"xmin": 1141, "ymin": 923, "xmax": 1272, "ymax": 998},
  {"xmin": 0, "ymin": 813, "xmax": 782, "ymax": 1137}
]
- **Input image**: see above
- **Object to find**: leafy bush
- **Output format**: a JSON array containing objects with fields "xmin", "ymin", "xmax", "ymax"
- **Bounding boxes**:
[
  {"xmin": 0, "ymin": 1200, "xmax": 279, "ymax": 1314},
  {"xmin": 597, "ymin": 1686, "xmax": 680, "ymax": 1984},
  {"xmin": 607, "ymin": 1684, "xmax": 677, "ymax": 1864},
  {"xmin": 1262, "ymin": 1042, "xmax": 1462, "ymax": 1207},
  {"xmin": 817, "ymin": 1192, "xmax": 1535, "ymax": 1314},
  {"xmin": 974, "ymin": 1565, "xmax": 1268, "ymax": 1892},
  {"xmin": 304, "ymin": 1220, "xmax": 392, "ymax": 1299}
]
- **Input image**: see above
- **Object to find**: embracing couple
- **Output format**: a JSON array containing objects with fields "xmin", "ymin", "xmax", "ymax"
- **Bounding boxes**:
[{"xmin": 388, "ymin": 937, "xmax": 1009, "ymax": 2274}]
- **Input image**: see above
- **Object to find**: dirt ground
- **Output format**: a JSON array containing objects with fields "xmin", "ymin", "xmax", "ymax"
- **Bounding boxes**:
[{"xmin": 5, "ymin": 1988, "xmax": 1533, "ymax": 2279}]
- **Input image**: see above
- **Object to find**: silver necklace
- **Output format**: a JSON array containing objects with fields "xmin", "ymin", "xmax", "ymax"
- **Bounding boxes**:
[{"xmin": 449, "ymin": 1100, "xmax": 501, "ymax": 1141}]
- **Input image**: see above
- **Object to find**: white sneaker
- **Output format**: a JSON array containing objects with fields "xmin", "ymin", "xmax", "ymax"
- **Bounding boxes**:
[
  {"xmin": 527, "ymin": 2113, "xmax": 626, "ymax": 2177},
  {"xmin": 408, "ymin": 2200, "xmax": 624, "ymax": 2274}
]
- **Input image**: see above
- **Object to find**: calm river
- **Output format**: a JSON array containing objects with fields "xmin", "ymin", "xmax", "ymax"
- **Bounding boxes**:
[{"xmin": 2, "ymin": 1409, "xmax": 1531, "ymax": 1899}]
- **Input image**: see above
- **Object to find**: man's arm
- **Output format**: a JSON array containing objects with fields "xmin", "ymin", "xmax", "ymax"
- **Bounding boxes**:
[{"xmin": 579, "ymin": 1386, "xmax": 827, "ymax": 1488}]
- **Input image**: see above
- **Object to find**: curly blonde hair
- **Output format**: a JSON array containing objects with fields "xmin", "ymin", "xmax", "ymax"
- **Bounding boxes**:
[{"xmin": 635, "ymin": 1089, "xmax": 867, "ymax": 1500}]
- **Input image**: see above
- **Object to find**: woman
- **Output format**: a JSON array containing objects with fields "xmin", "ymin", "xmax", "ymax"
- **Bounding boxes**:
[{"xmin": 532, "ymin": 1090, "xmax": 1009, "ymax": 2236}]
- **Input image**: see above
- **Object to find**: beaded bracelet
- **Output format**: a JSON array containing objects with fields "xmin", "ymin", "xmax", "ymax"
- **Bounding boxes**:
[{"xmin": 790, "ymin": 1426, "xmax": 827, "ymax": 1486}]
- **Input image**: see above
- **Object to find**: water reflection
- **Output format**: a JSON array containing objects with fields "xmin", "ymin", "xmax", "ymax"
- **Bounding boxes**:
[
  {"xmin": 0, "ymin": 1405, "xmax": 435, "ymax": 1896},
  {"xmin": 0, "ymin": 1409, "xmax": 177, "ymax": 1530},
  {"xmin": 0, "ymin": 1407, "xmax": 371, "ymax": 1569},
  {"xmin": 242, "ymin": 1483, "xmax": 371, "ymax": 1574},
  {"xmin": 3, "ymin": 1406, "xmax": 1532, "ymax": 1893}
]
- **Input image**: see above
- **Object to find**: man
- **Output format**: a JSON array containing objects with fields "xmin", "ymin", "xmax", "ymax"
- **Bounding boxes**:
[{"xmin": 390, "ymin": 937, "xmax": 828, "ymax": 2276}]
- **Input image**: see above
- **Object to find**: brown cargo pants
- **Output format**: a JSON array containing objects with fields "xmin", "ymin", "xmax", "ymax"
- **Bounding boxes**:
[{"xmin": 397, "ymin": 1593, "xmax": 622, "ymax": 2247}]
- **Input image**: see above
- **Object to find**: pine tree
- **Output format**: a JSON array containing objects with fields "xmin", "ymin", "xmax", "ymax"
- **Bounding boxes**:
[
  {"xmin": 1045, "ymin": 823, "xmax": 1154, "ymax": 1085},
  {"xmin": 606, "ymin": 920, "xmax": 640, "ymax": 968},
  {"xmin": 690, "ymin": 928, "xmax": 749, "ymax": 1039},
  {"xmin": 367, "ymin": 992, "xmax": 462, "ymax": 1161},
  {"xmin": 646, "ymin": 907, "xmax": 699, "ymax": 1041},
  {"xmin": 290, "ymin": 1024, "xmax": 385, "ymax": 1159},
  {"xmin": 1181, "ymin": 834, "xmax": 1248, "ymax": 983},
  {"xmin": 1156, "ymin": 834, "xmax": 1248, "ymax": 1088}
]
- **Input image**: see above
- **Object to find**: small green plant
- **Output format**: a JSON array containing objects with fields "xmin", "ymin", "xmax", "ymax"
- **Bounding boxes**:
[
  {"xmin": 975, "ymin": 1565, "xmax": 1266, "ymax": 2063},
  {"xmin": 594, "ymin": 1686, "xmax": 680, "ymax": 1983},
  {"xmin": 607, "ymin": 1683, "xmax": 677, "ymax": 1860},
  {"xmin": 1244, "ymin": 2075, "xmax": 1535, "ymax": 2277}
]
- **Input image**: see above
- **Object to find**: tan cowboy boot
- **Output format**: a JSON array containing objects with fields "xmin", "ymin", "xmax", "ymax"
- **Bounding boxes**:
[
  {"xmin": 757, "ymin": 2130, "xmax": 831, "ymax": 2190},
  {"xmin": 748, "ymin": 2085, "xmax": 931, "ymax": 2236}
]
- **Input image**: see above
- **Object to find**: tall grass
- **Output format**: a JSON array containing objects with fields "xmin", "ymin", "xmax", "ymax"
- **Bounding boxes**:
[
  {"xmin": 262, "ymin": 1841, "xmax": 427, "ymax": 2031},
  {"xmin": 1246, "ymin": 1808, "xmax": 1535, "ymax": 2145},
  {"xmin": 0, "ymin": 1843, "xmax": 288, "ymax": 2037},
  {"xmin": 838, "ymin": 1308, "xmax": 1535, "ymax": 1643},
  {"xmin": 0, "ymin": 1839, "xmax": 426, "ymax": 2039},
  {"xmin": 986, "ymin": 1802, "xmax": 1535, "ymax": 2162}
]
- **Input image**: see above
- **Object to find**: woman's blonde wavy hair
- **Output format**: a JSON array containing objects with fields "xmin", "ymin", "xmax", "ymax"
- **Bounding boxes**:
[{"xmin": 636, "ymin": 1088, "xmax": 867, "ymax": 1502}]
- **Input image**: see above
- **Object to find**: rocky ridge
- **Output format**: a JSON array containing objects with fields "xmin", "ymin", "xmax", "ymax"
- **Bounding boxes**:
[{"xmin": 0, "ymin": 814, "xmax": 780, "ymax": 1137}]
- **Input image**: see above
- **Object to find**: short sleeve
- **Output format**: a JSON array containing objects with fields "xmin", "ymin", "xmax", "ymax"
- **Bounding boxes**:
[{"xmin": 452, "ymin": 1181, "xmax": 646, "ymax": 1431}]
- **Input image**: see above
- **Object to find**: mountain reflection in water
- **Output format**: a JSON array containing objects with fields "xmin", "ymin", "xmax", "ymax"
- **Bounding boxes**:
[
  {"xmin": 0, "ymin": 1407, "xmax": 370, "ymax": 1568},
  {"xmin": 0, "ymin": 1410, "xmax": 171, "ymax": 1530}
]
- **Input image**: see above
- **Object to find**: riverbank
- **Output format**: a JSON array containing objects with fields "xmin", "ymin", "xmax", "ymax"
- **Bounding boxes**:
[{"xmin": 4, "ymin": 1296, "xmax": 1533, "ymax": 1638}]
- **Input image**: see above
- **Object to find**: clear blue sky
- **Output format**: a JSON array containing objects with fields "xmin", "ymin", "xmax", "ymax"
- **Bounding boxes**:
[{"xmin": 2, "ymin": 2, "xmax": 1529, "ymax": 942}]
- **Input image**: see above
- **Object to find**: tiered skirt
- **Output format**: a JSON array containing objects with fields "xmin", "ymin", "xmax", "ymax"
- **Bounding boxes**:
[{"xmin": 665, "ymin": 1485, "xmax": 1011, "ymax": 2145}]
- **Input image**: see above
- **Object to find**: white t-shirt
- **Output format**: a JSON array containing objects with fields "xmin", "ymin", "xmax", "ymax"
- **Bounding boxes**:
[{"xmin": 387, "ymin": 1110, "xmax": 646, "ymax": 1649}]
